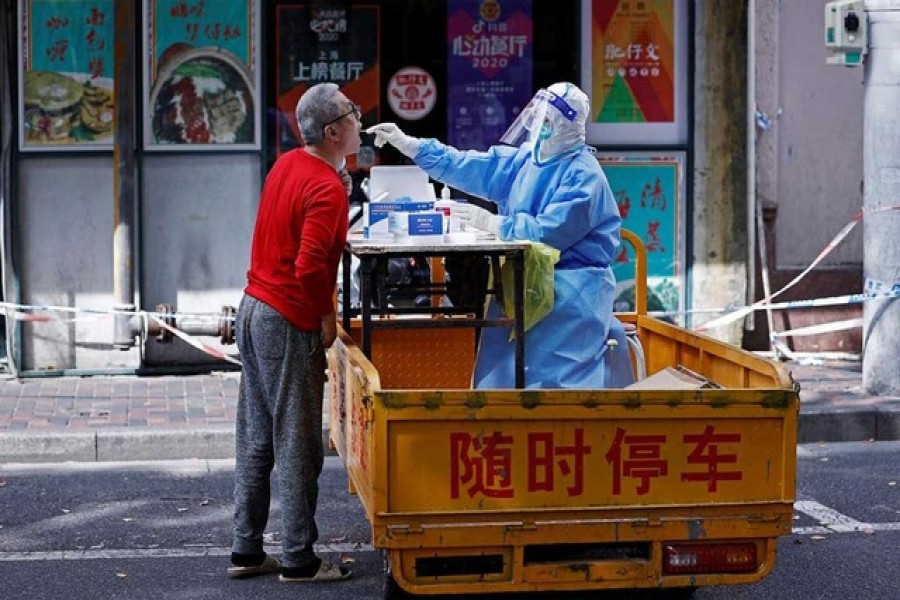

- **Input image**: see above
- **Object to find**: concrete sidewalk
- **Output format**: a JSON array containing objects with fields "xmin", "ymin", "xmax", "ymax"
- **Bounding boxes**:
[
  {"xmin": 790, "ymin": 360, "xmax": 900, "ymax": 443},
  {"xmin": 0, "ymin": 360, "xmax": 898, "ymax": 463},
  {"xmin": 0, "ymin": 372, "xmax": 245, "ymax": 463}
]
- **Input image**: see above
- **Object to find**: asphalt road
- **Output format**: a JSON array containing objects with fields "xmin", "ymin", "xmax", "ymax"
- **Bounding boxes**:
[{"xmin": 0, "ymin": 442, "xmax": 897, "ymax": 600}]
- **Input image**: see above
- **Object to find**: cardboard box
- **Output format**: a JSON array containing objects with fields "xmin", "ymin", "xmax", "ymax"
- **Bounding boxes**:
[{"xmin": 625, "ymin": 366, "xmax": 721, "ymax": 390}]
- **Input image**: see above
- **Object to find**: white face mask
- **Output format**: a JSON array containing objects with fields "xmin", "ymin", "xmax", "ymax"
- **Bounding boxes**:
[{"xmin": 339, "ymin": 157, "xmax": 347, "ymax": 171}]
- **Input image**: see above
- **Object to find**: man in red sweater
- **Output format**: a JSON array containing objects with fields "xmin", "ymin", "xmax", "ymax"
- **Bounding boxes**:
[{"xmin": 229, "ymin": 82, "xmax": 359, "ymax": 583}]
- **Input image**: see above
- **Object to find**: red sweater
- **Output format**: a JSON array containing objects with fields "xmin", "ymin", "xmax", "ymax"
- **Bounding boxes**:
[{"xmin": 245, "ymin": 149, "xmax": 348, "ymax": 331}]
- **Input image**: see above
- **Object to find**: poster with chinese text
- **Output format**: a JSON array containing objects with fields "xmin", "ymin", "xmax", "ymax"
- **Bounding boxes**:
[
  {"xmin": 593, "ymin": 0, "xmax": 674, "ymax": 124},
  {"xmin": 388, "ymin": 418, "xmax": 778, "ymax": 509},
  {"xmin": 599, "ymin": 152, "xmax": 685, "ymax": 320},
  {"xmin": 18, "ymin": 0, "xmax": 115, "ymax": 151},
  {"xmin": 143, "ymin": 0, "xmax": 260, "ymax": 150},
  {"xmin": 447, "ymin": 0, "xmax": 532, "ymax": 151},
  {"xmin": 274, "ymin": 4, "xmax": 380, "ymax": 167},
  {"xmin": 581, "ymin": 0, "xmax": 687, "ymax": 145}
]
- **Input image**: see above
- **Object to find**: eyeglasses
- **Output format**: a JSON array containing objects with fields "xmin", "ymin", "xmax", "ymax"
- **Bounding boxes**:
[{"xmin": 323, "ymin": 102, "xmax": 361, "ymax": 129}]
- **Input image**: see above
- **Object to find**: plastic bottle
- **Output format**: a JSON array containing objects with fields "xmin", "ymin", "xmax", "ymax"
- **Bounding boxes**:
[
  {"xmin": 434, "ymin": 185, "xmax": 454, "ymax": 233},
  {"xmin": 362, "ymin": 203, "xmax": 370, "ymax": 238}
]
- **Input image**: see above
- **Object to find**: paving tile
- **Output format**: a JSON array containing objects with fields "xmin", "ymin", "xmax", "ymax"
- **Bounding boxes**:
[{"xmin": 0, "ymin": 362, "xmax": 895, "ymax": 446}]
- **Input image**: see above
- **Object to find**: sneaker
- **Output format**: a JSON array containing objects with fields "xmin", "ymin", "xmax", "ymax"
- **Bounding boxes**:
[
  {"xmin": 280, "ymin": 558, "xmax": 352, "ymax": 583},
  {"xmin": 227, "ymin": 553, "xmax": 279, "ymax": 578}
]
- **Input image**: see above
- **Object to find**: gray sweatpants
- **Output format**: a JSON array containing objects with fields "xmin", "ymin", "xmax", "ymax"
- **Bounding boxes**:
[{"xmin": 231, "ymin": 294, "xmax": 325, "ymax": 569}]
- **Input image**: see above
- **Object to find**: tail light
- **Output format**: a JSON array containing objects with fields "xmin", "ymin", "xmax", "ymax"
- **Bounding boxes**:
[{"xmin": 663, "ymin": 542, "xmax": 758, "ymax": 575}]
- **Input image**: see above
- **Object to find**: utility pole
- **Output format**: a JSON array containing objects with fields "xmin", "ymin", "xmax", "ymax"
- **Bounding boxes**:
[
  {"xmin": 826, "ymin": 1, "xmax": 900, "ymax": 394},
  {"xmin": 861, "ymin": 1, "xmax": 900, "ymax": 394},
  {"xmin": 112, "ymin": 0, "xmax": 137, "ymax": 349}
]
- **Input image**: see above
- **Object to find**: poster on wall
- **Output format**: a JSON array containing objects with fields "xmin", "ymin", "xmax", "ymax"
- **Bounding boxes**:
[
  {"xmin": 142, "ymin": 0, "xmax": 260, "ymax": 151},
  {"xmin": 599, "ymin": 152, "xmax": 686, "ymax": 320},
  {"xmin": 17, "ymin": 0, "xmax": 115, "ymax": 152},
  {"xmin": 275, "ymin": 4, "xmax": 380, "ymax": 166},
  {"xmin": 580, "ymin": 0, "xmax": 687, "ymax": 145},
  {"xmin": 387, "ymin": 67, "xmax": 437, "ymax": 121},
  {"xmin": 447, "ymin": 0, "xmax": 532, "ymax": 151}
]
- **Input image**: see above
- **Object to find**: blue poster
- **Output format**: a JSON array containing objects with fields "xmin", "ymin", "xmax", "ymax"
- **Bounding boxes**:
[
  {"xmin": 151, "ymin": 0, "xmax": 250, "ymax": 73},
  {"xmin": 601, "ymin": 159, "xmax": 682, "ymax": 315},
  {"xmin": 447, "ymin": 0, "xmax": 533, "ymax": 151},
  {"xmin": 26, "ymin": 0, "xmax": 114, "ymax": 77}
]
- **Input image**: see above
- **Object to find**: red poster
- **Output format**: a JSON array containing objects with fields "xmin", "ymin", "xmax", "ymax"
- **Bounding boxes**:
[{"xmin": 591, "ymin": 0, "xmax": 675, "ymax": 124}]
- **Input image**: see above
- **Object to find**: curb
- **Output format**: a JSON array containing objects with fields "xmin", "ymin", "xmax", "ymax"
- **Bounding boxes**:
[
  {"xmin": 3, "ymin": 407, "xmax": 899, "ymax": 464},
  {"xmin": 876, "ymin": 401, "xmax": 900, "ymax": 440},
  {"xmin": 798, "ymin": 402, "xmax": 900, "ymax": 443},
  {"xmin": 799, "ymin": 406, "xmax": 876, "ymax": 443},
  {"xmin": 0, "ymin": 426, "xmax": 334, "ymax": 464},
  {"xmin": 0, "ymin": 430, "xmax": 97, "ymax": 463}
]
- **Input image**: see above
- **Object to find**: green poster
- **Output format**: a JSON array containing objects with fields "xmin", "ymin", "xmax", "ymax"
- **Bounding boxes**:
[{"xmin": 19, "ymin": 0, "xmax": 115, "ymax": 150}]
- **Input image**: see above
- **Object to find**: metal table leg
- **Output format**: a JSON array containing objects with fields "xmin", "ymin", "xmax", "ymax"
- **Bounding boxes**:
[
  {"xmin": 342, "ymin": 250, "xmax": 352, "ymax": 332},
  {"xmin": 360, "ymin": 257, "xmax": 373, "ymax": 358},
  {"xmin": 513, "ymin": 250, "xmax": 525, "ymax": 388}
]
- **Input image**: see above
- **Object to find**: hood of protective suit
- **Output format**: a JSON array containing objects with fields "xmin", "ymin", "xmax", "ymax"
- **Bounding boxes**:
[{"xmin": 500, "ymin": 82, "xmax": 590, "ymax": 164}]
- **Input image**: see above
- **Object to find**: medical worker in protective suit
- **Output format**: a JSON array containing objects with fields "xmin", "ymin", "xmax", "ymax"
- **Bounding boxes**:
[{"xmin": 368, "ymin": 82, "xmax": 633, "ymax": 389}]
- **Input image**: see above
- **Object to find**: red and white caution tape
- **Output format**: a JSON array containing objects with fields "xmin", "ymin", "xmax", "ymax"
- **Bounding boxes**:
[
  {"xmin": 1, "ymin": 302, "xmax": 239, "ymax": 366},
  {"xmin": 1, "ymin": 301, "xmax": 235, "ymax": 321},
  {"xmin": 13, "ymin": 312, "xmax": 53, "ymax": 323},
  {"xmin": 13, "ymin": 310, "xmax": 106, "ymax": 324},
  {"xmin": 150, "ymin": 317, "xmax": 242, "ymax": 366},
  {"xmin": 697, "ymin": 205, "xmax": 900, "ymax": 331}
]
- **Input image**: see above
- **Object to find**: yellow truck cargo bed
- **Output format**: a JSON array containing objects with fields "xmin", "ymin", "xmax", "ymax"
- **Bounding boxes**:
[{"xmin": 329, "ymin": 231, "xmax": 800, "ymax": 597}]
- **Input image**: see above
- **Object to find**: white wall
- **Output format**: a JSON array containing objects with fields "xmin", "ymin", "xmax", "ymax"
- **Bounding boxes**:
[
  {"xmin": 772, "ymin": 0, "xmax": 864, "ymax": 269},
  {"xmin": 141, "ymin": 154, "xmax": 259, "ymax": 366},
  {"xmin": 14, "ymin": 154, "xmax": 259, "ymax": 371},
  {"xmin": 17, "ymin": 157, "xmax": 140, "ymax": 371}
]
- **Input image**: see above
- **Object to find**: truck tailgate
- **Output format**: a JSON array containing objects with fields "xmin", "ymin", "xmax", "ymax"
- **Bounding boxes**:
[{"xmin": 327, "ymin": 323, "xmax": 799, "ymax": 595}]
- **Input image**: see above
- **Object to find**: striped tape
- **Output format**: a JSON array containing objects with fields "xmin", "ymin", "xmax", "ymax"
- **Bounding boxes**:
[
  {"xmin": 150, "ymin": 317, "xmax": 242, "ymax": 366},
  {"xmin": 697, "ymin": 205, "xmax": 900, "ymax": 331},
  {"xmin": 1, "ymin": 302, "xmax": 238, "ymax": 366},
  {"xmin": 0, "ymin": 301, "xmax": 233, "ymax": 321},
  {"xmin": 655, "ymin": 287, "xmax": 900, "ymax": 320}
]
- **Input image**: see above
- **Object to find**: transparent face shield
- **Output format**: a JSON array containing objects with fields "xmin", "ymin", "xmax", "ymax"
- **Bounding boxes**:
[{"xmin": 499, "ymin": 88, "xmax": 578, "ymax": 150}]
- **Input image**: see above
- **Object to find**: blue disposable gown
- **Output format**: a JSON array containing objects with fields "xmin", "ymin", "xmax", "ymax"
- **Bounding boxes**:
[{"xmin": 415, "ymin": 139, "xmax": 634, "ymax": 389}]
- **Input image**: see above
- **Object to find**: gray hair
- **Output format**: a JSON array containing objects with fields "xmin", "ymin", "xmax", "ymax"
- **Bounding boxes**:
[{"xmin": 295, "ymin": 82, "xmax": 343, "ymax": 146}]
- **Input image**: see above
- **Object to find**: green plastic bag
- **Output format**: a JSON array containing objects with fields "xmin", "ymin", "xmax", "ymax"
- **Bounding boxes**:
[{"xmin": 501, "ymin": 242, "xmax": 560, "ymax": 340}]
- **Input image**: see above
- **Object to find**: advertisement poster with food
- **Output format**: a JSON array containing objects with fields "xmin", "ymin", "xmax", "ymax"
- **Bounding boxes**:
[
  {"xmin": 143, "ymin": 0, "xmax": 260, "ymax": 150},
  {"xmin": 17, "ymin": 0, "xmax": 115, "ymax": 151},
  {"xmin": 274, "ymin": 5, "xmax": 380, "ymax": 165}
]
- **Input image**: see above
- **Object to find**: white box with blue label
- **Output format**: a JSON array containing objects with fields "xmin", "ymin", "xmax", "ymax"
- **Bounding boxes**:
[
  {"xmin": 389, "ymin": 211, "xmax": 444, "ymax": 236},
  {"xmin": 365, "ymin": 198, "xmax": 434, "ymax": 237}
]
